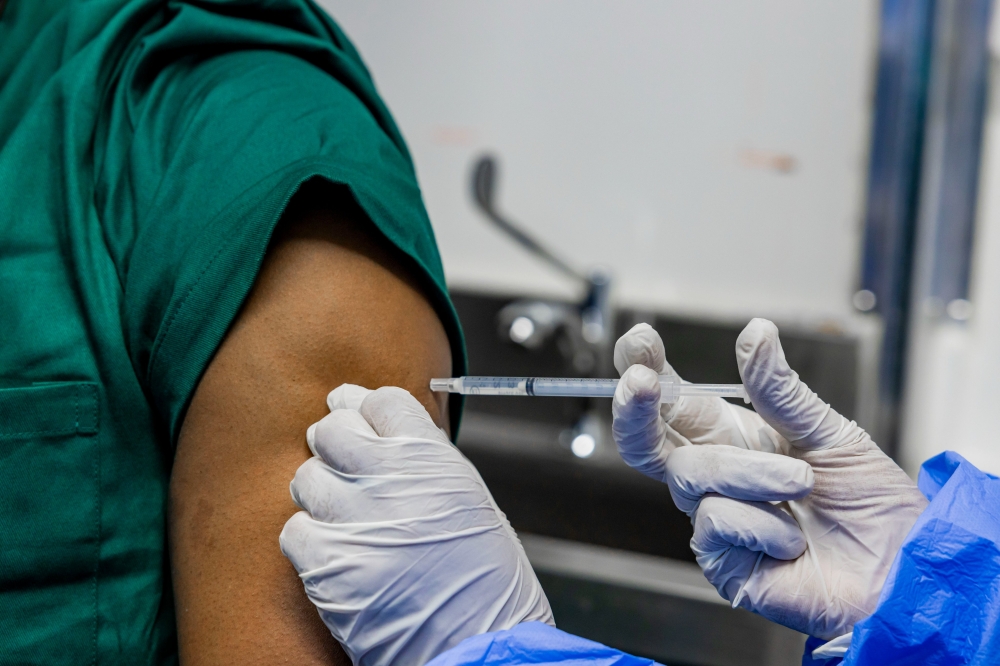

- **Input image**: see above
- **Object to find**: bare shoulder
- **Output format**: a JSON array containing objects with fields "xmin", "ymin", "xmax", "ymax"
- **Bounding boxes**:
[{"xmin": 169, "ymin": 180, "xmax": 452, "ymax": 665}]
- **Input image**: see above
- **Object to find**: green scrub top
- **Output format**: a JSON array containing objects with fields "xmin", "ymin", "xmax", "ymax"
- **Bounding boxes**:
[{"xmin": 0, "ymin": 1, "xmax": 465, "ymax": 663}]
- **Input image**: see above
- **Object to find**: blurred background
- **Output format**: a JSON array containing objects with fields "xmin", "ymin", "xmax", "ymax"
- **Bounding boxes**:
[{"xmin": 318, "ymin": 2, "xmax": 997, "ymax": 664}]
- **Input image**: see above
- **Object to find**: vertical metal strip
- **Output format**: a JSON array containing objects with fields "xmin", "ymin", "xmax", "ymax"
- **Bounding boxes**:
[
  {"xmin": 860, "ymin": 0, "xmax": 937, "ymax": 456},
  {"xmin": 923, "ymin": 0, "xmax": 993, "ymax": 309}
]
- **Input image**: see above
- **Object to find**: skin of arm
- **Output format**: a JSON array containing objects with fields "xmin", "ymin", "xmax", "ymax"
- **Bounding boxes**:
[{"xmin": 169, "ymin": 182, "xmax": 453, "ymax": 665}]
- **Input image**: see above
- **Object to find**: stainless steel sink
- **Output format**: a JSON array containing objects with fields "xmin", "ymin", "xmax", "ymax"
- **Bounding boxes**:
[{"xmin": 522, "ymin": 535, "xmax": 807, "ymax": 666}]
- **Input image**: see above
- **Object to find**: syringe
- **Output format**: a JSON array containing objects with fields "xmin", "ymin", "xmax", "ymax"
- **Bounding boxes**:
[{"xmin": 430, "ymin": 376, "xmax": 748, "ymax": 404}]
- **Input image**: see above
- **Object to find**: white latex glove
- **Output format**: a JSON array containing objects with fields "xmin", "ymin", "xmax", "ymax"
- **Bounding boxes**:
[
  {"xmin": 611, "ymin": 319, "xmax": 928, "ymax": 644},
  {"xmin": 280, "ymin": 384, "xmax": 553, "ymax": 666}
]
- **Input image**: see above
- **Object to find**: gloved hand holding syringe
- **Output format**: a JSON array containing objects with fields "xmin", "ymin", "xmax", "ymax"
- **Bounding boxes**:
[{"xmin": 430, "ymin": 375, "xmax": 748, "ymax": 403}]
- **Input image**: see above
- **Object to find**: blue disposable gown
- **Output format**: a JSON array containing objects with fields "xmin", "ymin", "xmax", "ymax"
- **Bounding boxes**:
[{"xmin": 426, "ymin": 622, "xmax": 658, "ymax": 666}]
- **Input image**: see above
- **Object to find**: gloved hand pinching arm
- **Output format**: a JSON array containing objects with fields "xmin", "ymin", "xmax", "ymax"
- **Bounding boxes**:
[
  {"xmin": 280, "ymin": 384, "xmax": 552, "ymax": 666},
  {"xmin": 612, "ymin": 319, "xmax": 928, "ymax": 647}
]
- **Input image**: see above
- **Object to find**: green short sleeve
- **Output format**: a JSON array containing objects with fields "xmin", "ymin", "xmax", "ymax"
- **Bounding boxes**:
[{"xmin": 96, "ymin": 3, "xmax": 465, "ymax": 439}]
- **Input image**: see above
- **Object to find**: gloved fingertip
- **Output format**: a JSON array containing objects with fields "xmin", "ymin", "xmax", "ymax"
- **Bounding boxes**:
[
  {"xmin": 801, "ymin": 463, "xmax": 815, "ymax": 495},
  {"xmin": 774, "ymin": 456, "xmax": 815, "ymax": 497},
  {"xmin": 310, "ymin": 410, "xmax": 378, "ymax": 465},
  {"xmin": 278, "ymin": 510, "xmax": 312, "ymax": 566},
  {"xmin": 625, "ymin": 363, "xmax": 661, "ymax": 398},
  {"xmin": 306, "ymin": 422, "xmax": 319, "ymax": 456},
  {"xmin": 614, "ymin": 323, "xmax": 667, "ymax": 376},
  {"xmin": 736, "ymin": 318, "xmax": 778, "ymax": 353},
  {"xmin": 627, "ymin": 322, "xmax": 655, "ymax": 335},
  {"xmin": 771, "ymin": 525, "xmax": 808, "ymax": 560},
  {"xmin": 736, "ymin": 318, "xmax": 855, "ymax": 450},
  {"xmin": 289, "ymin": 478, "xmax": 304, "ymax": 510}
]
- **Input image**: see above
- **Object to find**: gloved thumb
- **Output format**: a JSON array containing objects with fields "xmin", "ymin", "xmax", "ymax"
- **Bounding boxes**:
[
  {"xmin": 612, "ymin": 364, "xmax": 670, "ymax": 480},
  {"xmin": 736, "ymin": 319, "xmax": 861, "ymax": 451},
  {"xmin": 359, "ymin": 387, "xmax": 451, "ymax": 444}
]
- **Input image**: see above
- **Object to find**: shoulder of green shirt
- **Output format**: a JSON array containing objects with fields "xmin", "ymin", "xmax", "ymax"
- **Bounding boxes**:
[{"xmin": 99, "ymin": 1, "xmax": 467, "ymax": 437}]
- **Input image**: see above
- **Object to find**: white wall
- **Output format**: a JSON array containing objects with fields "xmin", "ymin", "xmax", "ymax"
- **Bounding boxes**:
[{"xmin": 317, "ymin": 1, "xmax": 878, "ymax": 326}]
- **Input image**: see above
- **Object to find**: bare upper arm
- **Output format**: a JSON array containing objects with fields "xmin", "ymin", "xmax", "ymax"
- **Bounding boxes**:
[{"xmin": 169, "ymin": 183, "xmax": 452, "ymax": 665}]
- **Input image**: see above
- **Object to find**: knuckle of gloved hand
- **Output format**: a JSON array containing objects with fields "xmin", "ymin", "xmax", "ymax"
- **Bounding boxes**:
[
  {"xmin": 290, "ymin": 457, "xmax": 329, "ymax": 508},
  {"xmin": 745, "ymin": 501, "xmax": 805, "ymax": 558},
  {"xmin": 311, "ymin": 410, "xmax": 371, "ymax": 454},
  {"xmin": 694, "ymin": 492, "xmax": 727, "ymax": 518},
  {"xmin": 787, "ymin": 458, "xmax": 815, "ymax": 495},
  {"xmin": 360, "ymin": 386, "xmax": 443, "ymax": 440},
  {"xmin": 362, "ymin": 386, "xmax": 418, "ymax": 415},
  {"xmin": 279, "ymin": 511, "xmax": 314, "ymax": 563},
  {"xmin": 326, "ymin": 383, "xmax": 372, "ymax": 411},
  {"xmin": 667, "ymin": 485, "xmax": 699, "ymax": 515},
  {"xmin": 691, "ymin": 494, "xmax": 731, "ymax": 548},
  {"xmin": 664, "ymin": 445, "xmax": 707, "ymax": 494},
  {"xmin": 771, "ymin": 523, "xmax": 807, "ymax": 560},
  {"xmin": 360, "ymin": 386, "xmax": 416, "ymax": 427},
  {"xmin": 317, "ymin": 417, "xmax": 392, "ymax": 474},
  {"xmin": 324, "ymin": 408, "xmax": 372, "ymax": 431},
  {"xmin": 757, "ymin": 451, "xmax": 814, "ymax": 497}
]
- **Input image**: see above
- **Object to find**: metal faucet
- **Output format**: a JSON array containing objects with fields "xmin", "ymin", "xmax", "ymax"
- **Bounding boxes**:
[{"xmin": 471, "ymin": 155, "xmax": 614, "ymax": 375}]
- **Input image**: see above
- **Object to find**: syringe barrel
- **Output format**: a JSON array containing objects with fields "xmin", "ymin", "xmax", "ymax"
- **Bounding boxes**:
[
  {"xmin": 450, "ymin": 376, "xmax": 618, "ymax": 397},
  {"xmin": 430, "ymin": 376, "xmax": 748, "ymax": 403},
  {"xmin": 442, "ymin": 376, "xmax": 528, "ymax": 396},
  {"xmin": 527, "ymin": 377, "xmax": 618, "ymax": 398}
]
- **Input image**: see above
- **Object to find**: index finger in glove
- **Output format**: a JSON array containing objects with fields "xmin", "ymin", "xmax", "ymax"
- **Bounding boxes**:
[
  {"xmin": 665, "ymin": 445, "xmax": 813, "ymax": 514},
  {"xmin": 737, "ymin": 319, "xmax": 865, "ymax": 451},
  {"xmin": 612, "ymin": 364, "xmax": 671, "ymax": 479}
]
